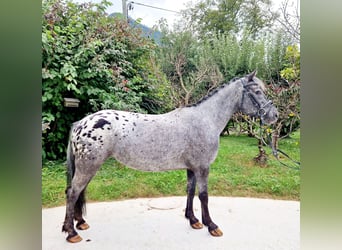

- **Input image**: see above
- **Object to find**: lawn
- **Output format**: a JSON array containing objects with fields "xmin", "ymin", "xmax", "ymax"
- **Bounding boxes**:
[{"xmin": 42, "ymin": 131, "xmax": 300, "ymax": 208}]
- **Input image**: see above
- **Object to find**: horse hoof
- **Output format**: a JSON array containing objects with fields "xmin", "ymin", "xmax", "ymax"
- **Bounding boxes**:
[
  {"xmin": 67, "ymin": 234, "xmax": 82, "ymax": 243},
  {"xmin": 191, "ymin": 221, "xmax": 204, "ymax": 229},
  {"xmin": 76, "ymin": 222, "xmax": 90, "ymax": 230},
  {"xmin": 209, "ymin": 228, "xmax": 223, "ymax": 237}
]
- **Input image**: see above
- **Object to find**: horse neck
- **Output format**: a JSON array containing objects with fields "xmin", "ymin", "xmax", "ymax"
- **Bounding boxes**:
[{"xmin": 192, "ymin": 81, "xmax": 243, "ymax": 134}]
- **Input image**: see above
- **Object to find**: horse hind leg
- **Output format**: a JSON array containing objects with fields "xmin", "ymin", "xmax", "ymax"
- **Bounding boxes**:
[
  {"xmin": 185, "ymin": 169, "xmax": 203, "ymax": 229},
  {"xmin": 62, "ymin": 186, "xmax": 84, "ymax": 243},
  {"xmin": 74, "ymin": 189, "xmax": 90, "ymax": 231},
  {"xmin": 62, "ymin": 167, "xmax": 98, "ymax": 243}
]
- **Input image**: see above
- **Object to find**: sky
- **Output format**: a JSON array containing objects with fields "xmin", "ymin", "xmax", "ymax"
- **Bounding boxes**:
[{"xmin": 72, "ymin": 0, "xmax": 298, "ymax": 28}]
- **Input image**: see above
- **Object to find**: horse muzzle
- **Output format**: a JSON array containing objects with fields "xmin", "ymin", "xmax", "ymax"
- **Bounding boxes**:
[{"xmin": 260, "ymin": 105, "xmax": 278, "ymax": 125}]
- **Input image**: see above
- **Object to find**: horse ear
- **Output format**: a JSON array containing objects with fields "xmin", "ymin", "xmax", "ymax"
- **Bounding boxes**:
[{"xmin": 247, "ymin": 70, "xmax": 257, "ymax": 82}]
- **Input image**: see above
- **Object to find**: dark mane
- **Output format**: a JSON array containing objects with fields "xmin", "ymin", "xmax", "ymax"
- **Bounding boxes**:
[{"xmin": 185, "ymin": 77, "xmax": 240, "ymax": 108}]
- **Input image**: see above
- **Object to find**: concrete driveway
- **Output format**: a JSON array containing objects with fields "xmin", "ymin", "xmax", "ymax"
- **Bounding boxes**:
[{"xmin": 42, "ymin": 196, "xmax": 299, "ymax": 250}]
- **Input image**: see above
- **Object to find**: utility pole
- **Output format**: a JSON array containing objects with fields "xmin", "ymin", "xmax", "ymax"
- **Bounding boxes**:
[{"xmin": 122, "ymin": 0, "xmax": 127, "ymax": 21}]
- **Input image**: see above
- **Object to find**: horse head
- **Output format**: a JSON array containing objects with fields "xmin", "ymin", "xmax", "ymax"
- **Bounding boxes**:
[{"xmin": 239, "ymin": 71, "xmax": 278, "ymax": 125}]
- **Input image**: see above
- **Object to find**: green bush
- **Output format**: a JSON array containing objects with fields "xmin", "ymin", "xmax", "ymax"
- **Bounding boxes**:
[
  {"xmin": 206, "ymin": 30, "xmax": 289, "ymax": 82},
  {"xmin": 271, "ymin": 44, "xmax": 300, "ymax": 137},
  {"xmin": 42, "ymin": 0, "xmax": 171, "ymax": 161}
]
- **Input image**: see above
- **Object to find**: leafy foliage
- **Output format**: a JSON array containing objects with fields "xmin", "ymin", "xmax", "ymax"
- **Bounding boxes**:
[
  {"xmin": 280, "ymin": 45, "xmax": 300, "ymax": 82},
  {"xmin": 42, "ymin": 0, "xmax": 170, "ymax": 160},
  {"xmin": 205, "ymin": 31, "xmax": 289, "ymax": 81},
  {"xmin": 181, "ymin": 0, "xmax": 278, "ymax": 38},
  {"xmin": 267, "ymin": 81, "xmax": 300, "ymax": 138},
  {"xmin": 157, "ymin": 26, "xmax": 291, "ymax": 105},
  {"xmin": 157, "ymin": 27, "xmax": 223, "ymax": 106},
  {"xmin": 271, "ymin": 44, "xmax": 300, "ymax": 138}
]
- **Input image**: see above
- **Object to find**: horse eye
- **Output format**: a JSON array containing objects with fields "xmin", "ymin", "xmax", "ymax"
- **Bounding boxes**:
[{"xmin": 255, "ymin": 90, "xmax": 262, "ymax": 95}]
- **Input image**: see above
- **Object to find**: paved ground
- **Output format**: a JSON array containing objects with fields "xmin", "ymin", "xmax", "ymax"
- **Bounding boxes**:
[{"xmin": 42, "ymin": 196, "xmax": 300, "ymax": 250}]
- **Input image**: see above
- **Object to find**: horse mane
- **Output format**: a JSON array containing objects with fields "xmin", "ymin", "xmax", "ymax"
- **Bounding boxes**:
[
  {"xmin": 184, "ymin": 74, "xmax": 266, "ymax": 108},
  {"xmin": 185, "ymin": 77, "xmax": 239, "ymax": 108},
  {"xmin": 184, "ymin": 84, "xmax": 224, "ymax": 108}
]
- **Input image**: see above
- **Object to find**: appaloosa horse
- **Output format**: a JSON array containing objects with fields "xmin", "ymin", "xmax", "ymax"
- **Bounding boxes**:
[{"xmin": 62, "ymin": 71, "xmax": 278, "ymax": 242}]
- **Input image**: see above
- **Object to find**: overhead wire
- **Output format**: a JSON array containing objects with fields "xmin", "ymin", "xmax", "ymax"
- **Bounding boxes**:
[{"xmin": 128, "ymin": 1, "xmax": 180, "ymax": 14}]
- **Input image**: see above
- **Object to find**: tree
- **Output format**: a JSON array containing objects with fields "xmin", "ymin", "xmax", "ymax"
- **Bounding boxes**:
[
  {"xmin": 181, "ymin": 0, "xmax": 278, "ymax": 38},
  {"xmin": 276, "ymin": 0, "xmax": 300, "ymax": 44},
  {"xmin": 270, "ymin": 44, "xmax": 300, "ymax": 143},
  {"xmin": 240, "ymin": 0, "xmax": 279, "ymax": 37},
  {"xmin": 157, "ymin": 27, "xmax": 223, "ymax": 106}
]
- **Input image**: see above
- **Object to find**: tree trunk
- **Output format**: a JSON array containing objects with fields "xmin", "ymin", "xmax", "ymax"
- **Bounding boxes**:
[{"xmin": 254, "ymin": 139, "xmax": 268, "ymax": 166}]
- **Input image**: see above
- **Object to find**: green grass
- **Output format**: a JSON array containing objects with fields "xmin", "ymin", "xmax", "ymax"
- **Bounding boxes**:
[{"xmin": 42, "ymin": 131, "xmax": 300, "ymax": 208}]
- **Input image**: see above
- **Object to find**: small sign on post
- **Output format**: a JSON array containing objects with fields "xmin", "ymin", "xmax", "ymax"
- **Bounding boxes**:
[{"xmin": 64, "ymin": 98, "xmax": 80, "ymax": 108}]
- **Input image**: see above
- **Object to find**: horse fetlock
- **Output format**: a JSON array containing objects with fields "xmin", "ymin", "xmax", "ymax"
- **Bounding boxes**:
[
  {"xmin": 62, "ymin": 223, "xmax": 73, "ymax": 233},
  {"xmin": 62, "ymin": 225, "xmax": 82, "ymax": 243},
  {"xmin": 201, "ymin": 217, "xmax": 211, "ymax": 227}
]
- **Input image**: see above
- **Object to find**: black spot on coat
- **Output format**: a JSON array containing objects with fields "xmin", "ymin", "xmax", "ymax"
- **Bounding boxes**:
[{"xmin": 93, "ymin": 119, "xmax": 111, "ymax": 129}]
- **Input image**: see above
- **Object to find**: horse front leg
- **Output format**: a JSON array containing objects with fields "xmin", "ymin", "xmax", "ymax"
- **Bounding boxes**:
[
  {"xmin": 185, "ymin": 169, "xmax": 203, "ymax": 229},
  {"xmin": 196, "ymin": 168, "xmax": 223, "ymax": 237}
]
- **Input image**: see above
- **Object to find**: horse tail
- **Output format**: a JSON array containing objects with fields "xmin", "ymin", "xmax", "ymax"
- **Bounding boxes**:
[
  {"xmin": 66, "ymin": 123, "xmax": 86, "ymax": 214},
  {"xmin": 66, "ymin": 131, "xmax": 75, "ymax": 188}
]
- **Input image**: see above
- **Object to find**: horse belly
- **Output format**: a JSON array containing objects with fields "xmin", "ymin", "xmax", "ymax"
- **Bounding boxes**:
[{"xmin": 112, "ymin": 142, "xmax": 186, "ymax": 172}]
